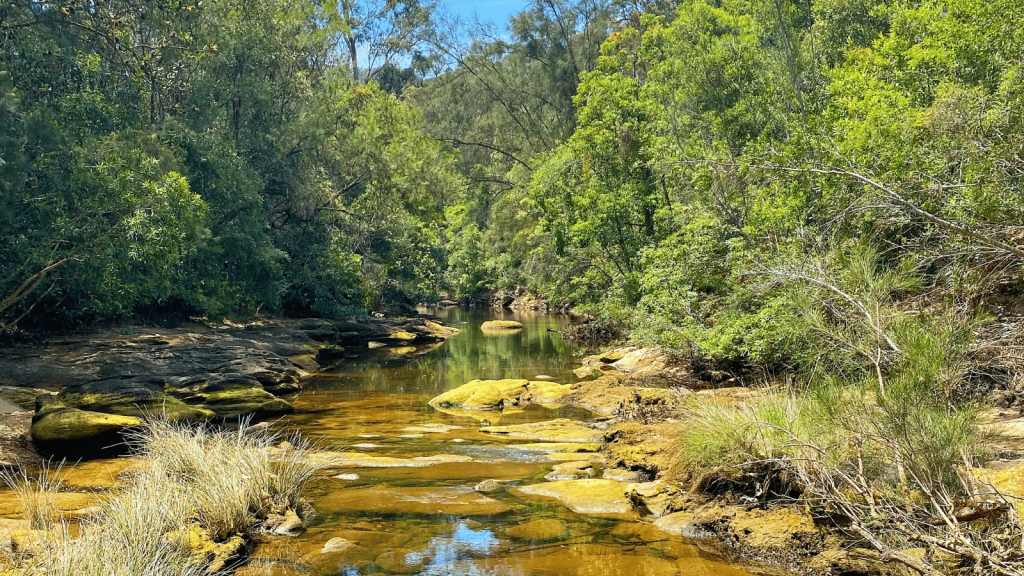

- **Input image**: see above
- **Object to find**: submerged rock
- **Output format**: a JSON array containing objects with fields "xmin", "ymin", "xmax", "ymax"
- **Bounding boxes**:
[
  {"xmin": 511, "ymin": 479, "xmax": 634, "ymax": 516},
  {"xmin": 315, "ymin": 451, "xmax": 473, "ymax": 468},
  {"xmin": 316, "ymin": 486, "xmax": 510, "ymax": 516},
  {"xmin": 474, "ymin": 479, "xmax": 503, "ymax": 493},
  {"xmin": 505, "ymin": 518, "xmax": 570, "ymax": 542},
  {"xmin": 480, "ymin": 419, "xmax": 602, "ymax": 443},
  {"xmin": 321, "ymin": 537, "xmax": 355, "ymax": 554}
]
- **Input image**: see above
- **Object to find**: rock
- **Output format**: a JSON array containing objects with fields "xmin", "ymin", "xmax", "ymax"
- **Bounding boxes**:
[
  {"xmin": 0, "ymin": 386, "xmax": 48, "ymax": 410},
  {"xmin": 652, "ymin": 511, "xmax": 697, "ymax": 536},
  {"xmin": 474, "ymin": 479, "xmax": 503, "ymax": 493},
  {"xmin": 322, "ymin": 537, "xmax": 355, "ymax": 553},
  {"xmin": 316, "ymin": 486, "xmax": 510, "ymax": 516},
  {"xmin": 515, "ymin": 442, "xmax": 601, "ymax": 453},
  {"xmin": 375, "ymin": 548, "xmax": 431, "ymax": 574},
  {"xmin": 401, "ymin": 423, "xmax": 463, "ymax": 434},
  {"xmin": 333, "ymin": 473, "xmax": 359, "ymax": 481},
  {"xmin": 688, "ymin": 504, "xmax": 822, "ymax": 559},
  {"xmin": 523, "ymin": 381, "xmax": 573, "ymax": 405},
  {"xmin": 428, "ymin": 379, "xmax": 528, "ymax": 410},
  {"xmin": 463, "ymin": 382, "xmax": 511, "ymax": 409},
  {"xmin": 315, "ymin": 452, "xmax": 473, "ymax": 468},
  {"xmin": 510, "ymin": 479, "xmax": 634, "ymax": 516},
  {"xmin": 165, "ymin": 374, "xmax": 293, "ymax": 419},
  {"xmin": 57, "ymin": 379, "xmax": 215, "ymax": 423},
  {"xmin": 367, "ymin": 341, "xmax": 386, "ymax": 349},
  {"xmin": 480, "ymin": 320, "xmax": 524, "ymax": 331},
  {"xmin": 608, "ymin": 522, "xmax": 670, "ymax": 542},
  {"xmin": 170, "ymin": 523, "xmax": 245, "ymax": 573},
  {"xmin": 505, "ymin": 518, "xmax": 570, "ymax": 542},
  {"xmin": 545, "ymin": 461, "xmax": 595, "ymax": 481},
  {"xmin": 625, "ymin": 480, "xmax": 675, "ymax": 517},
  {"xmin": 273, "ymin": 509, "xmax": 304, "ymax": 535},
  {"xmin": 573, "ymin": 366, "xmax": 603, "ymax": 380},
  {"xmin": 315, "ymin": 346, "xmax": 348, "ymax": 367},
  {"xmin": 31, "ymin": 405, "xmax": 141, "ymax": 457},
  {"xmin": 534, "ymin": 375, "xmax": 554, "ymax": 380},
  {"xmin": 480, "ymin": 419, "xmax": 602, "ymax": 443}
]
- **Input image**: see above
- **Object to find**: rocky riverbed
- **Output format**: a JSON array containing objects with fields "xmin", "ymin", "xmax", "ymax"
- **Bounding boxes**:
[{"xmin": 0, "ymin": 315, "xmax": 459, "ymax": 460}]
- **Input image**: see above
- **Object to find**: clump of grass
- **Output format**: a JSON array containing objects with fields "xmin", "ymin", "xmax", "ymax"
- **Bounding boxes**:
[
  {"xmin": 0, "ymin": 461, "xmax": 68, "ymax": 530},
  {"xmin": 137, "ymin": 419, "xmax": 322, "ymax": 539},
  {"xmin": 5, "ymin": 420, "xmax": 325, "ymax": 575}
]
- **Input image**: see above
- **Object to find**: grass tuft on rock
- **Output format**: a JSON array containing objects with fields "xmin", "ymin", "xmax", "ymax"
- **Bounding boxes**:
[{"xmin": 1, "ymin": 420, "xmax": 325, "ymax": 575}]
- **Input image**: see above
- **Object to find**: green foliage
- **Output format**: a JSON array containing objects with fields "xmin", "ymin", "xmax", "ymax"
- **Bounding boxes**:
[{"xmin": 0, "ymin": 0, "xmax": 462, "ymax": 328}]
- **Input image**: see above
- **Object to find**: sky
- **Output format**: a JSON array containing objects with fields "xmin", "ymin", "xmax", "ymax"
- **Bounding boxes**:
[{"xmin": 437, "ymin": 0, "xmax": 532, "ymax": 32}]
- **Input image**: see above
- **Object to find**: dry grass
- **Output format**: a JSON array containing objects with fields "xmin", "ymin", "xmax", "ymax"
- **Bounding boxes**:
[
  {"xmin": 0, "ymin": 461, "xmax": 68, "ymax": 530},
  {"xmin": 3, "ymin": 419, "xmax": 325, "ymax": 575}
]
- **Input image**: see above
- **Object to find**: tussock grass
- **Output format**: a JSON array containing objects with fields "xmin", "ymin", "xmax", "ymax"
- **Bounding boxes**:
[
  {"xmin": 0, "ymin": 461, "xmax": 68, "ymax": 530},
  {"xmin": 3, "ymin": 420, "xmax": 325, "ymax": 575}
]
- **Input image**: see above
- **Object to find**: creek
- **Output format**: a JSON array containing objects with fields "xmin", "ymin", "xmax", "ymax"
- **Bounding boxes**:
[{"xmin": 268, "ymin": 308, "xmax": 757, "ymax": 576}]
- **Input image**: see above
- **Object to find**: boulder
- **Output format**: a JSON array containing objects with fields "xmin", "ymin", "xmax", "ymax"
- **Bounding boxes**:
[
  {"xmin": 165, "ymin": 374, "xmax": 292, "ymax": 419},
  {"xmin": 31, "ymin": 404, "xmax": 141, "ymax": 457},
  {"xmin": 480, "ymin": 320, "xmax": 524, "ymax": 331},
  {"xmin": 57, "ymin": 377, "xmax": 215, "ymax": 423},
  {"xmin": 428, "ymin": 379, "xmax": 528, "ymax": 410}
]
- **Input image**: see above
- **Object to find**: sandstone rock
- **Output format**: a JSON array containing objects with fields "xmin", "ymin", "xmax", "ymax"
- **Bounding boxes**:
[
  {"xmin": 573, "ymin": 365, "xmax": 603, "ymax": 380},
  {"xmin": 625, "ymin": 480, "xmax": 675, "ymax": 517},
  {"xmin": 31, "ymin": 405, "xmax": 141, "ymax": 457},
  {"xmin": 511, "ymin": 479, "xmax": 634, "ymax": 516},
  {"xmin": 428, "ymin": 379, "xmax": 528, "ymax": 410},
  {"xmin": 652, "ymin": 511, "xmax": 702, "ymax": 539},
  {"xmin": 505, "ymin": 518, "xmax": 570, "ymax": 542},
  {"xmin": 474, "ymin": 479, "xmax": 503, "ymax": 493},
  {"xmin": 316, "ymin": 486, "xmax": 510, "ymax": 516},
  {"xmin": 315, "ymin": 452, "xmax": 473, "ymax": 468},
  {"xmin": 480, "ymin": 419, "xmax": 602, "ymax": 443},
  {"xmin": 375, "ymin": 548, "xmax": 431, "ymax": 574},
  {"xmin": 321, "ymin": 537, "xmax": 354, "ymax": 553},
  {"xmin": 165, "ymin": 374, "xmax": 292, "ymax": 419},
  {"xmin": 545, "ymin": 461, "xmax": 595, "ymax": 481},
  {"xmin": 480, "ymin": 320, "xmax": 524, "ymax": 331},
  {"xmin": 522, "ymin": 381, "xmax": 573, "ymax": 405},
  {"xmin": 273, "ymin": 509, "xmax": 304, "ymax": 536}
]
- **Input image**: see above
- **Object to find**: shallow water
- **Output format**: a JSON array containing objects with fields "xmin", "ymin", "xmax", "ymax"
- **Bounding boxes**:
[
  {"xmin": 0, "ymin": 309, "xmax": 758, "ymax": 575},
  {"xmin": 266, "ymin": 308, "xmax": 756, "ymax": 576}
]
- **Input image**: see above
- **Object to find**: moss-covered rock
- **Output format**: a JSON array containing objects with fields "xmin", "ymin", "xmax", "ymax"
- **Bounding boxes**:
[
  {"xmin": 187, "ymin": 387, "xmax": 293, "ymax": 419},
  {"xmin": 428, "ymin": 379, "xmax": 528, "ymax": 410},
  {"xmin": 57, "ymin": 390, "xmax": 214, "ymax": 422},
  {"xmin": 480, "ymin": 320, "xmax": 524, "ymax": 331},
  {"xmin": 523, "ymin": 381, "xmax": 573, "ymax": 405},
  {"xmin": 31, "ymin": 405, "xmax": 141, "ymax": 457}
]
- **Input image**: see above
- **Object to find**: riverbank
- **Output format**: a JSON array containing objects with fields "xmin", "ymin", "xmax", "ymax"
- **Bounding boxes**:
[
  {"xmin": 0, "ymin": 315, "xmax": 460, "ymax": 461},
  {"xmin": 557, "ymin": 345, "xmax": 1024, "ymax": 575}
]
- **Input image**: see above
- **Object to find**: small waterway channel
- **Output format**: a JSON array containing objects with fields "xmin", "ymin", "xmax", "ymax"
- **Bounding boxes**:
[{"xmin": 261, "ymin": 308, "xmax": 757, "ymax": 576}]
